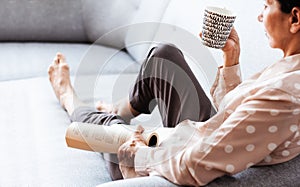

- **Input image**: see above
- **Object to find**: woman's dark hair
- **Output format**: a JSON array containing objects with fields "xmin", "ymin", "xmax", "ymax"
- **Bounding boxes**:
[{"xmin": 277, "ymin": 0, "xmax": 300, "ymax": 13}]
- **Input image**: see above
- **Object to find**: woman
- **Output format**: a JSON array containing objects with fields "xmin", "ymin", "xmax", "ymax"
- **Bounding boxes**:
[
  {"xmin": 116, "ymin": 0, "xmax": 300, "ymax": 186},
  {"xmin": 48, "ymin": 0, "xmax": 300, "ymax": 186}
]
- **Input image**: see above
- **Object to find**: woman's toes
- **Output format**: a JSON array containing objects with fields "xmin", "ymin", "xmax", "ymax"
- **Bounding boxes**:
[
  {"xmin": 96, "ymin": 101, "xmax": 113, "ymax": 112},
  {"xmin": 56, "ymin": 52, "xmax": 63, "ymax": 57},
  {"xmin": 53, "ymin": 56, "xmax": 59, "ymax": 65},
  {"xmin": 48, "ymin": 66, "xmax": 54, "ymax": 81},
  {"xmin": 96, "ymin": 101, "xmax": 104, "ymax": 111},
  {"xmin": 48, "ymin": 65, "xmax": 54, "ymax": 74},
  {"xmin": 56, "ymin": 53, "xmax": 66, "ymax": 63}
]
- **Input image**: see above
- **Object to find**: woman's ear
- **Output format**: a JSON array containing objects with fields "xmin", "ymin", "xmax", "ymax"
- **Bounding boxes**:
[{"xmin": 290, "ymin": 7, "xmax": 300, "ymax": 33}]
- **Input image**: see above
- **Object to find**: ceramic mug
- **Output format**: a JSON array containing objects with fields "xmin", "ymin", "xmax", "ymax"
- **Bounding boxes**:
[{"xmin": 201, "ymin": 6, "xmax": 236, "ymax": 49}]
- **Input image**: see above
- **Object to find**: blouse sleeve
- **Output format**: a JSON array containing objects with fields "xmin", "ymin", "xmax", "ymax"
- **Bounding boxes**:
[
  {"xmin": 135, "ymin": 88, "xmax": 300, "ymax": 186},
  {"xmin": 210, "ymin": 64, "xmax": 242, "ymax": 110}
]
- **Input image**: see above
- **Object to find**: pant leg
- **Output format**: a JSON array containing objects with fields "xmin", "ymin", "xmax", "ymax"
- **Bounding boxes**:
[
  {"xmin": 69, "ymin": 44, "xmax": 215, "ymax": 180},
  {"xmin": 70, "ymin": 106, "xmax": 125, "ymax": 125},
  {"xmin": 70, "ymin": 107, "xmax": 125, "ymax": 180},
  {"xmin": 130, "ymin": 43, "xmax": 215, "ymax": 128}
]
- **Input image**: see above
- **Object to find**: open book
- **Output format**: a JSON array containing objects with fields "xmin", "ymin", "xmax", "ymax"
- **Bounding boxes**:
[{"xmin": 65, "ymin": 122, "xmax": 174, "ymax": 153}]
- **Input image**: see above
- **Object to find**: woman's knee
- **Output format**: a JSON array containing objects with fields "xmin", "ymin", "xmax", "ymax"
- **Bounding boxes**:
[
  {"xmin": 151, "ymin": 43, "xmax": 183, "ymax": 61},
  {"xmin": 143, "ymin": 43, "xmax": 189, "ymax": 72}
]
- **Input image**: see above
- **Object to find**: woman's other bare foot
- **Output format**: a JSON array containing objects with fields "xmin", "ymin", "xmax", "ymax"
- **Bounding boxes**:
[
  {"xmin": 96, "ymin": 98, "xmax": 141, "ymax": 124},
  {"xmin": 48, "ymin": 53, "xmax": 82, "ymax": 115},
  {"xmin": 96, "ymin": 101, "xmax": 114, "ymax": 113}
]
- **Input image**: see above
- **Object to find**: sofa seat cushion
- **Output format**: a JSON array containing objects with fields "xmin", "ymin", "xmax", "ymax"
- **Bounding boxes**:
[
  {"xmin": 0, "ymin": 43, "xmax": 140, "ymax": 81},
  {"xmin": 0, "ymin": 76, "xmax": 113, "ymax": 186},
  {"xmin": 0, "ymin": 73, "xmax": 163, "ymax": 186},
  {"xmin": 207, "ymin": 155, "xmax": 300, "ymax": 186},
  {"xmin": 96, "ymin": 154, "xmax": 300, "ymax": 187},
  {"xmin": 2, "ymin": 74, "xmax": 300, "ymax": 187}
]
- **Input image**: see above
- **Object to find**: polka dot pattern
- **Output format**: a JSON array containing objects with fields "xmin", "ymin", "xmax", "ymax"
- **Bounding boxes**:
[
  {"xmin": 294, "ymin": 83, "xmax": 300, "ymax": 90},
  {"xmin": 224, "ymin": 145, "xmax": 234, "ymax": 153},
  {"xmin": 246, "ymin": 125, "xmax": 256, "ymax": 134},
  {"xmin": 264, "ymin": 155, "xmax": 272, "ymax": 163},
  {"xmin": 270, "ymin": 110, "xmax": 280, "ymax": 116},
  {"xmin": 225, "ymin": 164, "xmax": 235, "ymax": 173},
  {"xmin": 245, "ymin": 144, "xmax": 255, "ymax": 152},
  {"xmin": 291, "ymin": 96, "xmax": 297, "ymax": 103},
  {"xmin": 268, "ymin": 126, "xmax": 278, "ymax": 133},
  {"xmin": 268, "ymin": 143, "xmax": 277, "ymax": 151},
  {"xmin": 290, "ymin": 125, "xmax": 298, "ymax": 132},
  {"xmin": 282, "ymin": 150, "xmax": 290, "ymax": 157},
  {"xmin": 284, "ymin": 141, "xmax": 291, "ymax": 148},
  {"xmin": 293, "ymin": 109, "xmax": 300, "ymax": 115},
  {"xmin": 246, "ymin": 162, "xmax": 254, "ymax": 168},
  {"xmin": 151, "ymin": 59, "xmax": 300, "ymax": 184}
]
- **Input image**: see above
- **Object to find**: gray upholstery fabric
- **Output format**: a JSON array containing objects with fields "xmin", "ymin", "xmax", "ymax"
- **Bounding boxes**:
[
  {"xmin": 207, "ymin": 155, "xmax": 300, "ymax": 187},
  {"xmin": 0, "ymin": 77, "xmax": 112, "ymax": 186},
  {"xmin": 0, "ymin": 0, "xmax": 87, "ymax": 42},
  {"xmin": 125, "ymin": 0, "xmax": 170, "ymax": 62},
  {"xmin": 98, "ymin": 176, "xmax": 178, "ymax": 187},
  {"xmin": 98, "ymin": 155, "xmax": 300, "ymax": 187},
  {"xmin": 1, "ymin": 75, "xmax": 300, "ymax": 187},
  {"xmin": 1, "ymin": 0, "xmax": 299, "ymax": 186},
  {"xmin": 0, "ymin": 43, "xmax": 139, "ymax": 81},
  {"xmin": 82, "ymin": 0, "xmax": 141, "ymax": 49}
]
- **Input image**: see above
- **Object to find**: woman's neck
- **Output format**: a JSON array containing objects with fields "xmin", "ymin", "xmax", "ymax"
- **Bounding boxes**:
[
  {"xmin": 283, "ymin": 34, "xmax": 300, "ymax": 57},
  {"xmin": 283, "ymin": 40, "xmax": 300, "ymax": 57}
]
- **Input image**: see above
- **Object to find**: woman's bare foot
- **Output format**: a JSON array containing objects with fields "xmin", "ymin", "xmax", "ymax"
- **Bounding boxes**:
[
  {"xmin": 96, "ymin": 101, "xmax": 114, "ymax": 112},
  {"xmin": 48, "ymin": 52, "xmax": 139, "ymax": 119},
  {"xmin": 96, "ymin": 98, "xmax": 141, "ymax": 124},
  {"xmin": 48, "ymin": 53, "xmax": 80, "ymax": 115}
]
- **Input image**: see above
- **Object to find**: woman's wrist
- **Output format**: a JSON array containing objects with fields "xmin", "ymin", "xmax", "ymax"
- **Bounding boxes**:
[
  {"xmin": 223, "ymin": 46, "xmax": 240, "ymax": 67},
  {"xmin": 221, "ymin": 27, "xmax": 240, "ymax": 67}
]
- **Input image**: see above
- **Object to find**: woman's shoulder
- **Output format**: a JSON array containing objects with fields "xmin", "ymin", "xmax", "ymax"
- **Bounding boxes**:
[{"xmin": 265, "ymin": 70, "xmax": 300, "ymax": 99}]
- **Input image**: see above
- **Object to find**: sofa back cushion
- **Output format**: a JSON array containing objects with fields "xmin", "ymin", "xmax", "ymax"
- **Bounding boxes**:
[
  {"xmin": 0, "ymin": 0, "xmax": 170, "ymax": 50},
  {"xmin": 0, "ymin": 0, "xmax": 87, "ymax": 42},
  {"xmin": 124, "ymin": 0, "xmax": 170, "ymax": 62},
  {"xmin": 82, "ymin": 0, "xmax": 142, "ymax": 49}
]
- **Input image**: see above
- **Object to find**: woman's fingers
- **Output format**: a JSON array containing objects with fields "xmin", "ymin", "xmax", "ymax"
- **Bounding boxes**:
[
  {"xmin": 135, "ymin": 125, "xmax": 144, "ymax": 134},
  {"xmin": 118, "ymin": 141, "xmax": 135, "ymax": 167},
  {"xmin": 133, "ymin": 125, "xmax": 146, "ymax": 146},
  {"xmin": 199, "ymin": 32, "xmax": 203, "ymax": 39}
]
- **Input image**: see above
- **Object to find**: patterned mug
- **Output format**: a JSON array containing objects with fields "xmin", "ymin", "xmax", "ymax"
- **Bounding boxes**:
[{"xmin": 201, "ymin": 6, "xmax": 236, "ymax": 49}]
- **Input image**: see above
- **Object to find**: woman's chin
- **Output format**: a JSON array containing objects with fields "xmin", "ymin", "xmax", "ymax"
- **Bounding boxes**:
[{"xmin": 267, "ymin": 40, "xmax": 276, "ymax": 49}]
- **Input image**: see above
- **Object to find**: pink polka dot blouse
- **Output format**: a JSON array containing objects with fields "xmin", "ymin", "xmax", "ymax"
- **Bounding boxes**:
[{"xmin": 135, "ymin": 54, "xmax": 300, "ymax": 186}]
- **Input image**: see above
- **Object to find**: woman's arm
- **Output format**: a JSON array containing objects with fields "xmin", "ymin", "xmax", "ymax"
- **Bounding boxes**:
[
  {"xmin": 133, "ymin": 88, "xmax": 300, "ymax": 186},
  {"xmin": 210, "ymin": 28, "xmax": 242, "ymax": 109}
]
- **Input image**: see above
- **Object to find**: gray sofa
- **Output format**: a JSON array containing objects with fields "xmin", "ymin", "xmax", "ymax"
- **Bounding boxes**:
[{"xmin": 1, "ymin": 0, "xmax": 299, "ymax": 186}]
